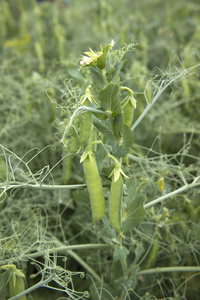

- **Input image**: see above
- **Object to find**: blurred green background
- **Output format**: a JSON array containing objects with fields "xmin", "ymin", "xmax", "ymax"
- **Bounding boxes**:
[{"xmin": 0, "ymin": 0, "xmax": 200, "ymax": 299}]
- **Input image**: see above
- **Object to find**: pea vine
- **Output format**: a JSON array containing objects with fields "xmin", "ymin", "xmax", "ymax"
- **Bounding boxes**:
[{"xmin": 1, "ymin": 40, "xmax": 200, "ymax": 299}]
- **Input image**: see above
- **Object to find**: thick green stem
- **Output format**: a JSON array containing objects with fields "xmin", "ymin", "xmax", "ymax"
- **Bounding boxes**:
[
  {"xmin": 23, "ymin": 243, "xmax": 108, "ymax": 260},
  {"xmin": 144, "ymin": 179, "xmax": 200, "ymax": 209},
  {"xmin": 9, "ymin": 275, "xmax": 55, "ymax": 300},
  {"xmin": 138, "ymin": 266, "xmax": 200, "ymax": 275},
  {"xmin": 131, "ymin": 64, "xmax": 200, "ymax": 132},
  {"xmin": 1, "ymin": 244, "xmax": 109, "ymax": 265},
  {"xmin": 0, "ymin": 183, "xmax": 86, "ymax": 194},
  {"xmin": 101, "ymin": 68, "xmax": 108, "ymax": 85},
  {"xmin": 67, "ymin": 250, "xmax": 103, "ymax": 283}
]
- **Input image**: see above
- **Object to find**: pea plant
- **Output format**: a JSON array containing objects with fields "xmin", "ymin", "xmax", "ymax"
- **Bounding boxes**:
[
  {"xmin": 0, "ymin": 40, "xmax": 200, "ymax": 300},
  {"xmin": 59, "ymin": 40, "xmax": 199, "ymax": 232},
  {"xmin": 55, "ymin": 41, "xmax": 200, "ymax": 298},
  {"xmin": 60, "ymin": 40, "xmax": 141, "ymax": 233}
]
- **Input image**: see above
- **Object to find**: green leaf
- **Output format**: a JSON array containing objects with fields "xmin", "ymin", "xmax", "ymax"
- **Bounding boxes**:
[
  {"xmin": 93, "ymin": 115, "xmax": 134, "ymax": 157},
  {"xmin": 127, "ymin": 194, "xmax": 145, "ymax": 213},
  {"xmin": 96, "ymin": 51, "xmax": 107, "ymax": 69},
  {"xmin": 89, "ymin": 66, "xmax": 104, "ymax": 89},
  {"xmin": 122, "ymin": 194, "xmax": 146, "ymax": 233},
  {"xmin": 99, "ymin": 83, "xmax": 121, "ymax": 117},
  {"xmin": 110, "ymin": 61, "xmax": 124, "ymax": 84},
  {"xmin": 72, "ymin": 189, "xmax": 89, "ymax": 204},
  {"xmin": 96, "ymin": 43, "xmax": 112, "ymax": 68},
  {"xmin": 92, "ymin": 115, "xmax": 115, "ymax": 142},
  {"xmin": 101, "ymin": 165, "xmax": 114, "ymax": 178},
  {"xmin": 113, "ymin": 113, "xmax": 124, "ymax": 136},
  {"xmin": 0, "ymin": 269, "xmax": 11, "ymax": 290},
  {"xmin": 113, "ymin": 245, "xmax": 129, "ymax": 261},
  {"xmin": 102, "ymin": 216, "xmax": 117, "ymax": 240},
  {"xmin": 0, "ymin": 289, "xmax": 7, "ymax": 300},
  {"xmin": 124, "ymin": 176, "xmax": 137, "ymax": 207},
  {"xmin": 68, "ymin": 67, "xmax": 85, "ymax": 84},
  {"xmin": 134, "ymin": 241, "xmax": 145, "ymax": 264},
  {"xmin": 124, "ymin": 263, "xmax": 139, "ymax": 290},
  {"xmin": 112, "ymin": 124, "xmax": 134, "ymax": 157}
]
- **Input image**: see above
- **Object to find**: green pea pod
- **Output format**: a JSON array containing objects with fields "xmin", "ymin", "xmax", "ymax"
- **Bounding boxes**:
[
  {"xmin": 121, "ymin": 87, "xmax": 137, "ymax": 127},
  {"xmin": 63, "ymin": 154, "xmax": 71, "ymax": 184},
  {"xmin": 7, "ymin": 265, "xmax": 26, "ymax": 300},
  {"xmin": 69, "ymin": 132, "xmax": 79, "ymax": 153},
  {"xmin": 9, "ymin": 275, "xmax": 26, "ymax": 300},
  {"xmin": 62, "ymin": 133, "xmax": 79, "ymax": 183},
  {"xmin": 82, "ymin": 152, "xmax": 105, "ymax": 223},
  {"xmin": 123, "ymin": 99, "xmax": 134, "ymax": 127},
  {"xmin": 144, "ymin": 226, "xmax": 159, "ymax": 269},
  {"xmin": 79, "ymin": 99, "xmax": 93, "ymax": 147},
  {"xmin": 109, "ymin": 174, "xmax": 123, "ymax": 233}
]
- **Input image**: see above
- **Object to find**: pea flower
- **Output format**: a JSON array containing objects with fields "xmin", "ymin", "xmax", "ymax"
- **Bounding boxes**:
[{"xmin": 80, "ymin": 39, "xmax": 115, "ymax": 68}]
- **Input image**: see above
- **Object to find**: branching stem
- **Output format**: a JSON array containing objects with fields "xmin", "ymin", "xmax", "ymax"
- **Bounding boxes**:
[
  {"xmin": 131, "ymin": 64, "xmax": 200, "ymax": 132},
  {"xmin": 22, "ymin": 243, "xmax": 108, "ymax": 260},
  {"xmin": 144, "ymin": 179, "xmax": 200, "ymax": 209},
  {"xmin": 138, "ymin": 266, "xmax": 200, "ymax": 275},
  {"xmin": 9, "ymin": 275, "xmax": 55, "ymax": 300}
]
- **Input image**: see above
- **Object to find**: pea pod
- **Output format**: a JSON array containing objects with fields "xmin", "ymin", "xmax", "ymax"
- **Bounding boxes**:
[
  {"xmin": 63, "ymin": 149, "xmax": 72, "ymax": 184},
  {"xmin": 123, "ymin": 99, "xmax": 134, "ymax": 127},
  {"xmin": 1, "ymin": 264, "xmax": 26, "ymax": 300},
  {"xmin": 144, "ymin": 226, "xmax": 159, "ymax": 269},
  {"xmin": 79, "ymin": 85, "xmax": 97, "ymax": 147},
  {"xmin": 79, "ymin": 99, "xmax": 93, "ymax": 147},
  {"xmin": 82, "ymin": 151, "xmax": 105, "ymax": 223},
  {"xmin": 9, "ymin": 274, "xmax": 26, "ymax": 300},
  {"xmin": 121, "ymin": 87, "xmax": 137, "ymax": 127},
  {"xmin": 109, "ymin": 173, "xmax": 123, "ymax": 233},
  {"xmin": 69, "ymin": 132, "xmax": 79, "ymax": 153},
  {"xmin": 62, "ymin": 131, "xmax": 79, "ymax": 183}
]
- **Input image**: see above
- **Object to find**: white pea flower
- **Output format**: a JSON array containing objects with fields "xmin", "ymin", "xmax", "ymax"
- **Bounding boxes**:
[
  {"xmin": 80, "ymin": 48, "xmax": 102, "ymax": 67},
  {"xmin": 80, "ymin": 40, "xmax": 114, "ymax": 68}
]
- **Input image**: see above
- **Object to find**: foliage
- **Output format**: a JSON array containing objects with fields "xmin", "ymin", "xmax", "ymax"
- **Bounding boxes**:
[{"xmin": 0, "ymin": 0, "xmax": 200, "ymax": 299}]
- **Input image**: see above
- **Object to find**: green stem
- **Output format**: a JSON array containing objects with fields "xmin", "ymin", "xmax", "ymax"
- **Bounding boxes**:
[
  {"xmin": 138, "ymin": 266, "xmax": 200, "ymax": 276},
  {"xmin": 22, "ymin": 243, "xmax": 108, "ymax": 260},
  {"xmin": 61, "ymin": 106, "xmax": 108, "ymax": 145},
  {"xmin": 144, "ymin": 179, "xmax": 200, "ymax": 209},
  {"xmin": 83, "ymin": 106, "xmax": 108, "ymax": 116},
  {"xmin": 0, "ymin": 183, "xmax": 86, "ymax": 193},
  {"xmin": 131, "ymin": 64, "xmax": 200, "ymax": 132},
  {"xmin": 0, "ymin": 244, "xmax": 109, "ymax": 265},
  {"xmin": 101, "ymin": 68, "xmax": 108, "ymax": 85},
  {"xmin": 22, "ymin": 244, "xmax": 106, "ymax": 284},
  {"xmin": 67, "ymin": 250, "xmax": 103, "ymax": 283},
  {"xmin": 9, "ymin": 275, "xmax": 55, "ymax": 300}
]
